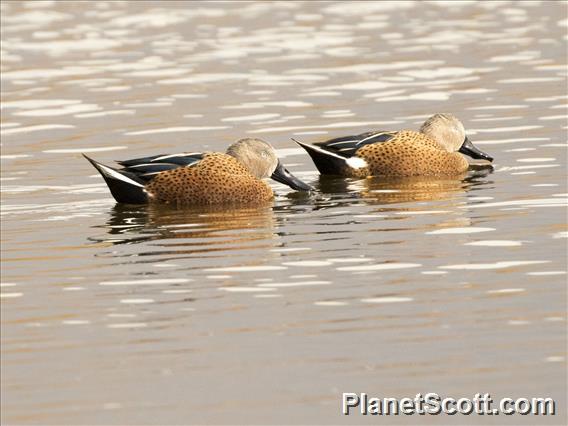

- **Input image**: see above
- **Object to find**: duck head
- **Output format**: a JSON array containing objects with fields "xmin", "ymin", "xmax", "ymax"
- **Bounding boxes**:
[
  {"xmin": 419, "ymin": 113, "xmax": 493, "ymax": 162},
  {"xmin": 226, "ymin": 138, "xmax": 313, "ymax": 191}
]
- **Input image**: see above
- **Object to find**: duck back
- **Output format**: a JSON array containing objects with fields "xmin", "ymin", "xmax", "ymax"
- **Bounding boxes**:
[
  {"xmin": 145, "ymin": 153, "xmax": 273, "ymax": 205},
  {"xmin": 354, "ymin": 131, "xmax": 469, "ymax": 177}
]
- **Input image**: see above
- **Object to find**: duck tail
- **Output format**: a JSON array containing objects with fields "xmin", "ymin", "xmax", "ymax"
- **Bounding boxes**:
[
  {"xmin": 292, "ymin": 138, "xmax": 367, "ymax": 176},
  {"xmin": 83, "ymin": 154, "xmax": 148, "ymax": 204}
]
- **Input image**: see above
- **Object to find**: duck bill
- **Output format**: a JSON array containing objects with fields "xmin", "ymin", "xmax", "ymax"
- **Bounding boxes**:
[
  {"xmin": 271, "ymin": 160, "xmax": 313, "ymax": 191},
  {"xmin": 459, "ymin": 136, "xmax": 494, "ymax": 162}
]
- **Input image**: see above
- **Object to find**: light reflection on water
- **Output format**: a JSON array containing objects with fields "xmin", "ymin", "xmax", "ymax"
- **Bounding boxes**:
[{"xmin": 1, "ymin": 0, "xmax": 567, "ymax": 424}]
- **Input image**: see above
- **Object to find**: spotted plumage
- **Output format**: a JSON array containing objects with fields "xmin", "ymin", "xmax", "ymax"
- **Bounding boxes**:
[
  {"xmin": 145, "ymin": 153, "xmax": 273, "ymax": 204},
  {"xmin": 85, "ymin": 138, "xmax": 312, "ymax": 205},
  {"xmin": 295, "ymin": 114, "xmax": 494, "ymax": 178}
]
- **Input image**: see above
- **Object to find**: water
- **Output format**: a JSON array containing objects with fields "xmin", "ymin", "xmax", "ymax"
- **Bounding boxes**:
[{"xmin": 1, "ymin": 1, "xmax": 567, "ymax": 424}]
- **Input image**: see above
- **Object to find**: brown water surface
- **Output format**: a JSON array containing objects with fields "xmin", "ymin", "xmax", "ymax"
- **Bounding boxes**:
[{"xmin": 1, "ymin": 1, "xmax": 567, "ymax": 424}]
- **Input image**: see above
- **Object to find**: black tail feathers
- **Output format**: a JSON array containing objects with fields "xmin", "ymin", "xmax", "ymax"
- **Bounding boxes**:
[
  {"xmin": 83, "ymin": 154, "xmax": 148, "ymax": 204},
  {"xmin": 293, "ymin": 138, "xmax": 352, "ymax": 176}
]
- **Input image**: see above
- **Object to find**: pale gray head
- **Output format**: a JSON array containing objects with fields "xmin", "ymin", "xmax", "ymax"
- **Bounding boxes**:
[
  {"xmin": 419, "ymin": 113, "xmax": 466, "ymax": 152},
  {"xmin": 226, "ymin": 138, "xmax": 278, "ymax": 179},
  {"xmin": 226, "ymin": 138, "xmax": 313, "ymax": 191},
  {"xmin": 420, "ymin": 113, "xmax": 493, "ymax": 161}
]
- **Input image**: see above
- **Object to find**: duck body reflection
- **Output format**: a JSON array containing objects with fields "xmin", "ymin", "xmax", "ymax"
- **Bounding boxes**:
[
  {"xmin": 316, "ymin": 167, "xmax": 493, "ymax": 205},
  {"xmin": 98, "ymin": 203, "xmax": 278, "ymax": 253},
  {"xmin": 93, "ymin": 168, "xmax": 493, "ymax": 256}
]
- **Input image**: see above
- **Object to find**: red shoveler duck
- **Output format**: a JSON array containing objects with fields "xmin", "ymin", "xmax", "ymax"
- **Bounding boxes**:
[
  {"xmin": 294, "ymin": 113, "xmax": 493, "ymax": 178},
  {"xmin": 84, "ymin": 138, "xmax": 313, "ymax": 205}
]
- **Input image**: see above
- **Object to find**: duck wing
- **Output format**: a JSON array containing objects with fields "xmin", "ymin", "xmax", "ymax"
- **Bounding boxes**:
[
  {"xmin": 117, "ymin": 152, "xmax": 204, "ymax": 181},
  {"xmin": 315, "ymin": 131, "xmax": 397, "ymax": 157},
  {"xmin": 84, "ymin": 152, "xmax": 206, "ymax": 204}
]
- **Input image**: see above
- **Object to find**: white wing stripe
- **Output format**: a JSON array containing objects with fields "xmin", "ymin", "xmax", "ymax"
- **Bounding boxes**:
[
  {"xmin": 325, "ymin": 139, "xmax": 359, "ymax": 147},
  {"xmin": 98, "ymin": 163, "xmax": 144, "ymax": 188},
  {"xmin": 356, "ymin": 133, "xmax": 381, "ymax": 145},
  {"xmin": 153, "ymin": 152, "xmax": 201, "ymax": 161},
  {"xmin": 127, "ymin": 162, "xmax": 173, "ymax": 168},
  {"xmin": 355, "ymin": 132, "xmax": 393, "ymax": 146},
  {"xmin": 292, "ymin": 138, "xmax": 367, "ymax": 169}
]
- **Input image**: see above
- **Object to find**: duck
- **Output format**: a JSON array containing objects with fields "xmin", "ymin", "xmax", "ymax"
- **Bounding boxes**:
[
  {"xmin": 294, "ymin": 113, "xmax": 493, "ymax": 178},
  {"xmin": 84, "ymin": 138, "xmax": 313, "ymax": 205}
]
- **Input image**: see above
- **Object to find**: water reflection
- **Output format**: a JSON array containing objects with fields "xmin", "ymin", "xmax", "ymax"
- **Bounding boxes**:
[
  {"xmin": 94, "ymin": 203, "xmax": 277, "ymax": 251},
  {"xmin": 87, "ymin": 167, "xmax": 496, "ymax": 263},
  {"xmin": 316, "ymin": 167, "xmax": 493, "ymax": 204}
]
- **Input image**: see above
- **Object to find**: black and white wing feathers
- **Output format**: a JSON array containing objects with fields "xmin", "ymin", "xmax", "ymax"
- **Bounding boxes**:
[
  {"xmin": 118, "ymin": 152, "xmax": 204, "ymax": 181},
  {"xmin": 315, "ymin": 131, "xmax": 397, "ymax": 157},
  {"xmin": 84, "ymin": 152, "xmax": 205, "ymax": 204}
]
